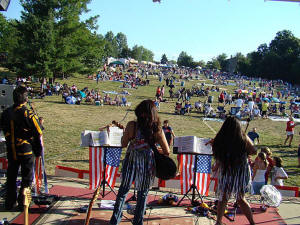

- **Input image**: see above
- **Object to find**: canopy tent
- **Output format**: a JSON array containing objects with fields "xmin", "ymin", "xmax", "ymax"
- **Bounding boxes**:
[
  {"xmin": 109, "ymin": 61, "xmax": 124, "ymax": 66},
  {"xmin": 129, "ymin": 59, "xmax": 138, "ymax": 64}
]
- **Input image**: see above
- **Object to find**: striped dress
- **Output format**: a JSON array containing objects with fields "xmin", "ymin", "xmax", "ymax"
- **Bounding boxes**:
[
  {"xmin": 216, "ymin": 154, "xmax": 252, "ymax": 200},
  {"xmin": 120, "ymin": 129, "xmax": 156, "ymax": 191}
]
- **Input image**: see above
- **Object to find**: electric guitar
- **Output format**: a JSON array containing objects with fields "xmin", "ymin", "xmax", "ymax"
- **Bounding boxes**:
[
  {"xmin": 84, "ymin": 184, "xmax": 101, "ymax": 225},
  {"xmin": 23, "ymin": 187, "xmax": 32, "ymax": 225}
]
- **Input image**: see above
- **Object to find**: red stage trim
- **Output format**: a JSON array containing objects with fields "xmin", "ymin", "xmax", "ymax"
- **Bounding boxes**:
[
  {"xmin": 55, "ymin": 165, "xmax": 89, "ymax": 179},
  {"xmin": 55, "ymin": 165, "xmax": 299, "ymax": 197},
  {"xmin": 275, "ymin": 185, "xmax": 299, "ymax": 197},
  {"xmin": 0, "ymin": 157, "xmax": 8, "ymax": 169}
]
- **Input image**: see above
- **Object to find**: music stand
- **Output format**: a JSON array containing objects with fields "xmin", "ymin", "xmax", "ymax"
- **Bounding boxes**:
[
  {"xmin": 99, "ymin": 146, "xmax": 117, "ymax": 198},
  {"xmin": 177, "ymin": 153, "xmax": 205, "ymax": 206}
]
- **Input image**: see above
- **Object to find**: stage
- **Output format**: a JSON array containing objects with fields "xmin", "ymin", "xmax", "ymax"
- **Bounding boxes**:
[{"xmin": 1, "ymin": 176, "xmax": 298, "ymax": 225}]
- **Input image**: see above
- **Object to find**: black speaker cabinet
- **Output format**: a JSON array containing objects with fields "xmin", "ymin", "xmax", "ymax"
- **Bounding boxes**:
[{"xmin": 0, "ymin": 0, "xmax": 11, "ymax": 11}]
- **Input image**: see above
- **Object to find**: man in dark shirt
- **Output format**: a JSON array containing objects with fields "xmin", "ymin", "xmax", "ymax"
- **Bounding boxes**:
[
  {"xmin": 247, "ymin": 127, "xmax": 260, "ymax": 144},
  {"xmin": 162, "ymin": 120, "xmax": 175, "ymax": 146},
  {"xmin": 1, "ymin": 86, "xmax": 43, "ymax": 210}
]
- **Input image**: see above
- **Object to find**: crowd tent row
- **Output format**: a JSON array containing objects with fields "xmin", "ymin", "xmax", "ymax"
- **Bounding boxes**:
[{"xmin": 106, "ymin": 57, "xmax": 177, "ymax": 68}]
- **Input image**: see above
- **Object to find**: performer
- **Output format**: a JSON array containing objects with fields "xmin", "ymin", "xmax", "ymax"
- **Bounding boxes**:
[
  {"xmin": 211, "ymin": 116, "xmax": 256, "ymax": 225},
  {"xmin": 110, "ymin": 100, "xmax": 170, "ymax": 225},
  {"xmin": 1, "ymin": 86, "xmax": 43, "ymax": 210}
]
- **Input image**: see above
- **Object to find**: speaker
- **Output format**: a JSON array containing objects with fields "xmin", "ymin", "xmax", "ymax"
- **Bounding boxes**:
[{"xmin": 0, "ymin": 0, "xmax": 10, "ymax": 11}]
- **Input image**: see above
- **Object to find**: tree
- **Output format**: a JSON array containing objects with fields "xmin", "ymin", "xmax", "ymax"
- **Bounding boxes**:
[
  {"xmin": 206, "ymin": 58, "xmax": 220, "ymax": 70},
  {"xmin": 216, "ymin": 53, "xmax": 228, "ymax": 71},
  {"xmin": 0, "ymin": 15, "xmax": 20, "ymax": 69},
  {"xmin": 161, "ymin": 54, "xmax": 168, "ymax": 64},
  {"xmin": 131, "ymin": 45, "xmax": 154, "ymax": 62},
  {"xmin": 16, "ymin": 0, "xmax": 56, "ymax": 78},
  {"xmin": 177, "ymin": 51, "xmax": 194, "ymax": 67},
  {"xmin": 115, "ymin": 32, "xmax": 128, "ymax": 58}
]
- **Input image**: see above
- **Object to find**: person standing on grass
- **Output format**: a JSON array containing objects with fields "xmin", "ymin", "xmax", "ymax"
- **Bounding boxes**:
[
  {"xmin": 211, "ymin": 116, "xmax": 256, "ymax": 225},
  {"xmin": 284, "ymin": 116, "xmax": 298, "ymax": 147}
]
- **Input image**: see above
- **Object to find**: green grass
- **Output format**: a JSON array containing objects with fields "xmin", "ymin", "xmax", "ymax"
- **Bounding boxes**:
[{"xmin": 14, "ymin": 73, "xmax": 300, "ymax": 187}]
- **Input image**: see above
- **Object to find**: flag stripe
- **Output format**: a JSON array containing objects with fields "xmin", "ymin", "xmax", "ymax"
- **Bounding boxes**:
[
  {"xmin": 180, "ymin": 154, "xmax": 212, "ymax": 196},
  {"xmin": 89, "ymin": 147, "xmax": 122, "ymax": 190}
]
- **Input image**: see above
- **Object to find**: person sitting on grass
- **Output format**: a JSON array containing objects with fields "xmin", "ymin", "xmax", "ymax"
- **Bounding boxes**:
[
  {"xmin": 194, "ymin": 100, "xmax": 202, "ymax": 112},
  {"xmin": 184, "ymin": 100, "xmax": 192, "ymax": 114},
  {"xmin": 104, "ymin": 94, "xmax": 111, "ymax": 105},
  {"xmin": 175, "ymin": 102, "xmax": 182, "ymax": 115}
]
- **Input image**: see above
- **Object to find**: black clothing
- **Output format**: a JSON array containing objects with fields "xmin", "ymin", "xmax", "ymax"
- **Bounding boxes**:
[
  {"xmin": 1, "ymin": 103, "xmax": 43, "ymax": 209},
  {"xmin": 162, "ymin": 126, "xmax": 173, "ymax": 146}
]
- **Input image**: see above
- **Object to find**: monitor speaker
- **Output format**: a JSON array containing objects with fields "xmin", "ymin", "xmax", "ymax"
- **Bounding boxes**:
[{"xmin": 0, "ymin": 0, "xmax": 11, "ymax": 11}]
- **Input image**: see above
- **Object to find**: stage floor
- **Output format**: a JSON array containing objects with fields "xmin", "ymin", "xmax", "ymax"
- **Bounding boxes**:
[{"xmin": 1, "ymin": 176, "xmax": 299, "ymax": 225}]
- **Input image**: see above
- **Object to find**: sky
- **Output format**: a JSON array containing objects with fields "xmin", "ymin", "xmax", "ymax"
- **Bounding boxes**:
[{"xmin": 2, "ymin": 0, "xmax": 300, "ymax": 62}]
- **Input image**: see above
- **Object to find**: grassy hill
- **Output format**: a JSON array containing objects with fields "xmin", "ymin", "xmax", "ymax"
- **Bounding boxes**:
[{"xmin": 20, "ymin": 73, "xmax": 300, "ymax": 187}]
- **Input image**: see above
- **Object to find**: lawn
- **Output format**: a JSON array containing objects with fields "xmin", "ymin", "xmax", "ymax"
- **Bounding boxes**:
[{"xmin": 2, "ymin": 70, "xmax": 300, "ymax": 187}]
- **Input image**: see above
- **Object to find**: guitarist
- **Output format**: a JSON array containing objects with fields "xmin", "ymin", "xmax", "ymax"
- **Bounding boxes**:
[
  {"xmin": 110, "ymin": 100, "xmax": 170, "ymax": 225},
  {"xmin": 1, "ymin": 86, "xmax": 43, "ymax": 211}
]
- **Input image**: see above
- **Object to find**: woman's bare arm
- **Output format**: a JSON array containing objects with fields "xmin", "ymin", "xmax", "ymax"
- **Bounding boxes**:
[
  {"xmin": 121, "ymin": 121, "xmax": 135, "ymax": 148},
  {"xmin": 156, "ymin": 129, "xmax": 170, "ymax": 155}
]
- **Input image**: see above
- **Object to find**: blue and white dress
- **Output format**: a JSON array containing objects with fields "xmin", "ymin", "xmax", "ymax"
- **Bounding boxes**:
[
  {"xmin": 121, "ymin": 129, "xmax": 156, "ymax": 191},
  {"xmin": 216, "ymin": 154, "xmax": 252, "ymax": 200}
]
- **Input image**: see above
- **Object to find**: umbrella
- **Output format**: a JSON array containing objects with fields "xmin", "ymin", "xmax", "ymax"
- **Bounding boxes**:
[
  {"xmin": 280, "ymin": 101, "xmax": 287, "ymax": 104},
  {"xmin": 66, "ymin": 96, "xmax": 76, "ymax": 104},
  {"xmin": 271, "ymin": 97, "xmax": 280, "ymax": 103},
  {"xmin": 262, "ymin": 97, "xmax": 270, "ymax": 102}
]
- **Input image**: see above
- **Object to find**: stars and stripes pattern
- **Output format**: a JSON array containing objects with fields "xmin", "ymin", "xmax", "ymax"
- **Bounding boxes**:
[
  {"xmin": 89, "ymin": 147, "xmax": 122, "ymax": 190},
  {"xmin": 180, "ymin": 154, "xmax": 212, "ymax": 196}
]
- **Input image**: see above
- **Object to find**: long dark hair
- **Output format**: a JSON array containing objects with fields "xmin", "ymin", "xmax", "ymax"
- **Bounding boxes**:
[
  {"xmin": 135, "ymin": 99, "xmax": 161, "ymax": 144},
  {"xmin": 212, "ymin": 116, "xmax": 247, "ymax": 170}
]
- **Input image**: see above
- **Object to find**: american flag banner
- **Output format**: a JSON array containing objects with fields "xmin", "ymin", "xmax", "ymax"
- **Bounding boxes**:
[
  {"xmin": 89, "ymin": 147, "xmax": 122, "ymax": 190},
  {"xmin": 180, "ymin": 154, "xmax": 212, "ymax": 196}
]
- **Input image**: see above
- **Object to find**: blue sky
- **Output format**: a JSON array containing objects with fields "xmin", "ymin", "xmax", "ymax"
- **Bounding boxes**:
[{"xmin": 2, "ymin": 0, "xmax": 300, "ymax": 62}]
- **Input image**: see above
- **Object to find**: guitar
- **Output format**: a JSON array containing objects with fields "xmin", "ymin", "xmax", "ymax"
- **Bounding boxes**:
[
  {"xmin": 23, "ymin": 187, "xmax": 32, "ymax": 225},
  {"xmin": 84, "ymin": 184, "xmax": 101, "ymax": 225}
]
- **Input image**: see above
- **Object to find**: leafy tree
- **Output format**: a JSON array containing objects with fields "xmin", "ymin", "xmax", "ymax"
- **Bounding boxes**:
[
  {"xmin": 216, "ymin": 53, "xmax": 228, "ymax": 71},
  {"xmin": 131, "ymin": 45, "xmax": 154, "ymax": 62},
  {"xmin": 0, "ymin": 15, "xmax": 20, "ymax": 70},
  {"xmin": 206, "ymin": 57, "xmax": 221, "ymax": 70},
  {"xmin": 115, "ymin": 32, "xmax": 128, "ymax": 58},
  {"xmin": 177, "ymin": 51, "xmax": 194, "ymax": 67},
  {"xmin": 16, "ymin": 0, "xmax": 56, "ymax": 78},
  {"xmin": 161, "ymin": 54, "xmax": 168, "ymax": 64}
]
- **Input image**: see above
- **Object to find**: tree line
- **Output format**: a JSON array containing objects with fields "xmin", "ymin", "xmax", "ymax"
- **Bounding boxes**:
[
  {"xmin": 0, "ymin": 1, "xmax": 299, "ymax": 84},
  {"xmin": 172, "ymin": 30, "xmax": 300, "ymax": 84},
  {"xmin": 0, "ymin": 0, "xmax": 154, "ymax": 79}
]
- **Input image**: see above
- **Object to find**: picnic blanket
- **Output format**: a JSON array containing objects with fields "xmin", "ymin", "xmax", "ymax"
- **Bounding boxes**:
[
  {"xmin": 269, "ymin": 116, "xmax": 300, "ymax": 122},
  {"xmin": 102, "ymin": 90, "xmax": 119, "ymax": 95},
  {"xmin": 202, "ymin": 117, "xmax": 247, "ymax": 125}
]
